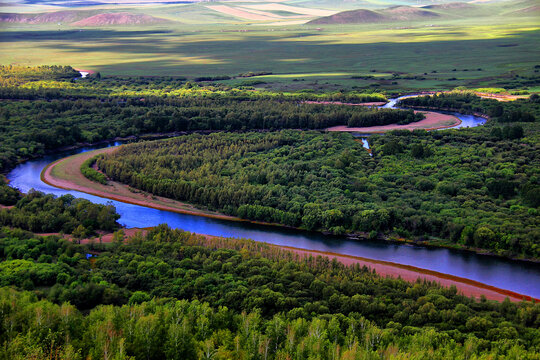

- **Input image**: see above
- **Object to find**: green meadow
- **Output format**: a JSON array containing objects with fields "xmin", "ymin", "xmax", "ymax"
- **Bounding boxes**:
[{"xmin": 1, "ymin": 0, "xmax": 539, "ymax": 90}]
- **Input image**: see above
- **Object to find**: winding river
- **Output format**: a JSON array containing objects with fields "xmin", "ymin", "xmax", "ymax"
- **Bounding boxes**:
[{"xmin": 6, "ymin": 98, "xmax": 539, "ymax": 299}]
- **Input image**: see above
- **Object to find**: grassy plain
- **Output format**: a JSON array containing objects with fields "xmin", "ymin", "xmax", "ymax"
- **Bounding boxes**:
[{"xmin": 1, "ymin": 0, "xmax": 539, "ymax": 91}]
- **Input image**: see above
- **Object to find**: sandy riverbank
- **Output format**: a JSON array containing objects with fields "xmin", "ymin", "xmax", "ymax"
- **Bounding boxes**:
[
  {"xmin": 40, "ymin": 146, "xmax": 537, "ymax": 303},
  {"xmin": 280, "ymin": 246, "xmax": 537, "ymax": 302},
  {"xmin": 327, "ymin": 111, "xmax": 461, "ymax": 133},
  {"xmin": 41, "ymin": 147, "xmax": 243, "ymax": 223},
  {"xmin": 37, "ymin": 227, "xmax": 536, "ymax": 303}
]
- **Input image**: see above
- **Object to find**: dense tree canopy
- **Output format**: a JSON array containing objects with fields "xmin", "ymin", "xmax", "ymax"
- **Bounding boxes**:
[
  {"xmin": 0, "ymin": 65, "xmax": 385, "ymax": 173},
  {"xmin": 98, "ymin": 127, "xmax": 540, "ymax": 259},
  {"xmin": 348, "ymin": 108, "xmax": 424, "ymax": 127},
  {"xmin": 0, "ymin": 65, "xmax": 538, "ymax": 359},
  {"xmin": 0, "ymin": 225, "xmax": 539, "ymax": 359},
  {"xmin": 0, "ymin": 190, "xmax": 119, "ymax": 235}
]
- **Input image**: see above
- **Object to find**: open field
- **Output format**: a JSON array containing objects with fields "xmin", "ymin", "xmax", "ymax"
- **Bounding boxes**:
[
  {"xmin": 1, "ymin": 0, "xmax": 539, "ymax": 90},
  {"xmin": 1, "ymin": 25, "xmax": 538, "ymax": 89},
  {"xmin": 240, "ymin": 3, "xmax": 337, "ymax": 16}
]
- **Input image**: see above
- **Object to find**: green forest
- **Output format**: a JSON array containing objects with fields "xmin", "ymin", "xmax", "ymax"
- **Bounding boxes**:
[
  {"xmin": 0, "ymin": 190, "xmax": 119, "ymax": 235},
  {"xmin": 0, "ymin": 66, "xmax": 388, "ymax": 173},
  {"xmin": 347, "ymin": 108, "xmax": 424, "ymax": 127},
  {"xmin": 1, "ymin": 225, "xmax": 539, "ymax": 359},
  {"xmin": 0, "ymin": 65, "xmax": 539, "ymax": 359},
  {"xmin": 98, "ymin": 122, "xmax": 540, "ymax": 259}
]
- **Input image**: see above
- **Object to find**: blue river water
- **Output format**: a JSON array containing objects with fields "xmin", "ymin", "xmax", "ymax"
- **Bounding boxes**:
[
  {"xmin": 357, "ymin": 95, "xmax": 486, "ymax": 151},
  {"xmin": 6, "ymin": 99, "xmax": 539, "ymax": 299}
]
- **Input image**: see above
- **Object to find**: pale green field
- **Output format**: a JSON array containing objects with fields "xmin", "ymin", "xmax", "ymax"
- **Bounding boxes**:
[{"xmin": 1, "ymin": 0, "xmax": 539, "ymax": 90}]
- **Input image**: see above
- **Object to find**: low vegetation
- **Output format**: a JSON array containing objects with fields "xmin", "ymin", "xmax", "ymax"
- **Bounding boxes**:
[{"xmin": 80, "ymin": 155, "xmax": 107, "ymax": 185}]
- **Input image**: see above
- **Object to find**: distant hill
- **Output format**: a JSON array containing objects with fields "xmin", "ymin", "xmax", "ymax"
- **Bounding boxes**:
[
  {"xmin": 71, "ymin": 12, "xmax": 169, "ymax": 26},
  {"xmin": 307, "ymin": 5, "xmax": 438, "ymax": 25},
  {"xmin": 0, "ymin": 10, "xmax": 90, "ymax": 24},
  {"xmin": 0, "ymin": 11, "xmax": 171, "ymax": 26},
  {"xmin": 505, "ymin": 4, "xmax": 540, "ymax": 15},
  {"xmin": 307, "ymin": 9, "xmax": 385, "ymax": 25},
  {"xmin": 380, "ymin": 6, "xmax": 439, "ymax": 20},
  {"xmin": 422, "ymin": 2, "xmax": 474, "ymax": 10}
]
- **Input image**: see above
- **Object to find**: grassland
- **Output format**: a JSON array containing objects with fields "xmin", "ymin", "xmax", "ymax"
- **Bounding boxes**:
[{"xmin": 1, "ymin": 0, "xmax": 539, "ymax": 91}]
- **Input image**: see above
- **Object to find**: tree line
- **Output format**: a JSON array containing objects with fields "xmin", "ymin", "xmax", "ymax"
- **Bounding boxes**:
[
  {"xmin": 400, "ymin": 92, "xmax": 538, "ymax": 122},
  {"xmin": 0, "ymin": 225, "xmax": 538, "ymax": 359},
  {"xmin": 348, "ymin": 108, "xmax": 424, "ymax": 127},
  {"xmin": 0, "ymin": 65, "xmax": 387, "ymax": 174},
  {"xmin": 0, "ymin": 190, "xmax": 119, "ymax": 235},
  {"xmin": 80, "ymin": 155, "xmax": 107, "ymax": 184},
  {"xmin": 97, "ymin": 128, "xmax": 540, "ymax": 259}
]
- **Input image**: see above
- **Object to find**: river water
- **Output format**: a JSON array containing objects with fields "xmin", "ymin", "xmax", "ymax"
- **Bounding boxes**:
[
  {"xmin": 356, "ymin": 95, "xmax": 486, "ymax": 150},
  {"xmin": 6, "ymin": 99, "xmax": 539, "ymax": 299}
]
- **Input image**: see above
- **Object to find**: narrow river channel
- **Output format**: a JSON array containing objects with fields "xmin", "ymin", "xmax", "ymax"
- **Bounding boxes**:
[{"xmin": 6, "ymin": 98, "xmax": 539, "ymax": 299}]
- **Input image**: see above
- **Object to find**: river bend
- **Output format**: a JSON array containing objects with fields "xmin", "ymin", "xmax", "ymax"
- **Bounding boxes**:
[{"xmin": 6, "ymin": 98, "xmax": 539, "ymax": 298}]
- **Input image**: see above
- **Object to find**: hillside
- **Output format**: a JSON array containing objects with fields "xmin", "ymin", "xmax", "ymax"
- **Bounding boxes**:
[
  {"xmin": 422, "ymin": 2, "xmax": 474, "ymax": 10},
  {"xmin": 381, "ymin": 5, "xmax": 440, "ymax": 20},
  {"xmin": 308, "ymin": 8, "xmax": 385, "ymax": 24},
  {"xmin": 0, "ymin": 10, "xmax": 92, "ymax": 24},
  {"xmin": 308, "ymin": 5, "xmax": 439, "ymax": 24},
  {"xmin": 0, "ymin": 10, "xmax": 169, "ymax": 26},
  {"xmin": 71, "ymin": 12, "xmax": 169, "ymax": 26},
  {"xmin": 505, "ymin": 4, "xmax": 540, "ymax": 15}
]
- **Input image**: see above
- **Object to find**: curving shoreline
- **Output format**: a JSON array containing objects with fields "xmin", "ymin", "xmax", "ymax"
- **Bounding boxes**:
[
  {"xmin": 58, "ymin": 227, "xmax": 537, "ymax": 303},
  {"xmin": 41, "ymin": 147, "xmax": 245, "ymax": 223},
  {"xmin": 279, "ymin": 246, "xmax": 538, "ymax": 303},
  {"xmin": 41, "ymin": 146, "xmax": 299, "ymax": 230},
  {"xmin": 40, "ymin": 148, "xmax": 539, "ymax": 303},
  {"xmin": 326, "ymin": 111, "xmax": 462, "ymax": 133}
]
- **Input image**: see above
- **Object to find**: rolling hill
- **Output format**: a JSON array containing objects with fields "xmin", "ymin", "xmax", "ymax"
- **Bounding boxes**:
[
  {"xmin": 381, "ymin": 6, "xmax": 440, "ymax": 21},
  {"xmin": 0, "ymin": 10, "xmax": 92, "ymax": 24},
  {"xmin": 307, "ymin": 5, "xmax": 439, "ymax": 25},
  {"xmin": 307, "ymin": 9, "xmax": 385, "ymax": 24},
  {"xmin": 71, "ymin": 12, "xmax": 169, "ymax": 26},
  {"xmin": 0, "ymin": 10, "xmax": 170, "ymax": 25}
]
